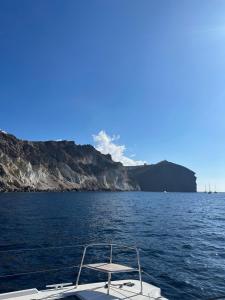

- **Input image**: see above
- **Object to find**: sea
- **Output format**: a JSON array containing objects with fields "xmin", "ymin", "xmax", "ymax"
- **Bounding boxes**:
[{"xmin": 0, "ymin": 191, "xmax": 225, "ymax": 300}]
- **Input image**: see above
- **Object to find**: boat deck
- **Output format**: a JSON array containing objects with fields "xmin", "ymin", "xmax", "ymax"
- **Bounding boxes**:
[{"xmin": 0, "ymin": 280, "xmax": 168, "ymax": 300}]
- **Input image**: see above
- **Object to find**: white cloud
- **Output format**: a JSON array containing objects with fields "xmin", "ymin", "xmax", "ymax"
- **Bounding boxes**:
[
  {"xmin": 0, "ymin": 129, "xmax": 8, "ymax": 134},
  {"xmin": 93, "ymin": 130, "xmax": 146, "ymax": 166}
]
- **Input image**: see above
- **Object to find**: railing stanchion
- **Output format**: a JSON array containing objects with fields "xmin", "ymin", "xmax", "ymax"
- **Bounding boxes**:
[
  {"xmin": 76, "ymin": 246, "xmax": 87, "ymax": 288},
  {"xmin": 136, "ymin": 247, "xmax": 143, "ymax": 294},
  {"xmin": 107, "ymin": 243, "xmax": 113, "ymax": 294}
]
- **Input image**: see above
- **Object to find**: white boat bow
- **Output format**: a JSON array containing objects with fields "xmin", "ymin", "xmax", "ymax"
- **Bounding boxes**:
[{"xmin": 0, "ymin": 243, "xmax": 168, "ymax": 300}]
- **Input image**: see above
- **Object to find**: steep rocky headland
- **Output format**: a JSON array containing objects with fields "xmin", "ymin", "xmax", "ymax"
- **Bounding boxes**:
[
  {"xmin": 0, "ymin": 131, "xmax": 197, "ymax": 192},
  {"xmin": 0, "ymin": 131, "xmax": 138, "ymax": 192},
  {"xmin": 127, "ymin": 161, "xmax": 197, "ymax": 192}
]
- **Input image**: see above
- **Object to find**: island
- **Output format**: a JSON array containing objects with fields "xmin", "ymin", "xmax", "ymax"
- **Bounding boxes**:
[
  {"xmin": 0, "ymin": 131, "xmax": 197, "ymax": 192},
  {"xmin": 127, "ymin": 161, "xmax": 197, "ymax": 192}
]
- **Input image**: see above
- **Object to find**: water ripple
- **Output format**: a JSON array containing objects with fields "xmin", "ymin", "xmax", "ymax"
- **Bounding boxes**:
[{"xmin": 0, "ymin": 192, "xmax": 224, "ymax": 300}]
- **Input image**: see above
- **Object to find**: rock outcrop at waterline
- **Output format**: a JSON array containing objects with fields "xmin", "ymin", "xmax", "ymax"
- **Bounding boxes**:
[
  {"xmin": 0, "ymin": 131, "xmax": 138, "ymax": 192},
  {"xmin": 127, "ymin": 161, "xmax": 197, "ymax": 192}
]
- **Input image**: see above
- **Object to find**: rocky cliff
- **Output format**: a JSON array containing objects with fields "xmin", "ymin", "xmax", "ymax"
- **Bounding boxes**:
[
  {"xmin": 0, "ymin": 131, "xmax": 138, "ymax": 192},
  {"xmin": 127, "ymin": 160, "xmax": 197, "ymax": 192}
]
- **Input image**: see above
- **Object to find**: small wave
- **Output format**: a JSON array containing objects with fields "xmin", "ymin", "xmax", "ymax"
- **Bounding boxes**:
[{"xmin": 182, "ymin": 244, "xmax": 193, "ymax": 250}]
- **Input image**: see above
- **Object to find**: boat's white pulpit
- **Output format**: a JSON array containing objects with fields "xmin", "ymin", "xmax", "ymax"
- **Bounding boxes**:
[{"xmin": 75, "ymin": 243, "xmax": 143, "ymax": 295}]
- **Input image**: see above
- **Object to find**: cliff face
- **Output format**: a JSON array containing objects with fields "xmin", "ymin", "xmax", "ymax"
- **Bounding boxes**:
[
  {"xmin": 0, "ymin": 131, "xmax": 138, "ymax": 192},
  {"xmin": 127, "ymin": 160, "xmax": 197, "ymax": 192},
  {"xmin": 0, "ymin": 131, "xmax": 197, "ymax": 193}
]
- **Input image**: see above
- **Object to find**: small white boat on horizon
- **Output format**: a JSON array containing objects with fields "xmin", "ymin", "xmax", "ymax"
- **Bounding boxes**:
[{"xmin": 0, "ymin": 243, "xmax": 168, "ymax": 300}]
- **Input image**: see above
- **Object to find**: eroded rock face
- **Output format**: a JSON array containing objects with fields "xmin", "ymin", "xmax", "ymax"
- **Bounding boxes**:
[
  {"xmin": 127, "ymin": 160, "xmax": 197, "ymax": 192},
  {"xmin": 0, "ymin": 131, "xmax": 139, "ymax": 192}
]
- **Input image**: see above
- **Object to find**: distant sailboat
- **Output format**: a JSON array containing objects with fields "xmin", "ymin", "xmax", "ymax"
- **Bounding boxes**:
[
  {"xmin": 214, "ymin": 185, "xmax": 217, "ymax": 193},
  {"xmin": 208, "ymin": 184, "xmax": 212, "ymax": 194}
]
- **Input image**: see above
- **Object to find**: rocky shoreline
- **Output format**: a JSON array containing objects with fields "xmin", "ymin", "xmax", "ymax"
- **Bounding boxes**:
[
  {"xmin": 0, "ymin": 131, "xmax": 138, "ymax": 192},
  {"xmin": 0, "ymin": 131, "xmax": 197, "ymax": 193}
]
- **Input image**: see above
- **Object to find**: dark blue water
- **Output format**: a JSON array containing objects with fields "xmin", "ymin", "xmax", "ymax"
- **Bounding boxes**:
[{"xmin": 0, "ymin": 192, "xmax": 225, "ymax": 300}]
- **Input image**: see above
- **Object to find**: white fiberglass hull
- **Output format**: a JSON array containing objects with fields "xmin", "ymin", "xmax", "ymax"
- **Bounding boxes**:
[{"xmin": 0, "ymin": 279, "xmax": 168, "ymax": 300}]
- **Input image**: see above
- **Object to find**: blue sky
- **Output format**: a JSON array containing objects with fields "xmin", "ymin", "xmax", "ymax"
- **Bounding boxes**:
[{"xmin": 0, "ymin": 0, "xmax": 225, "ymax": 191}]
